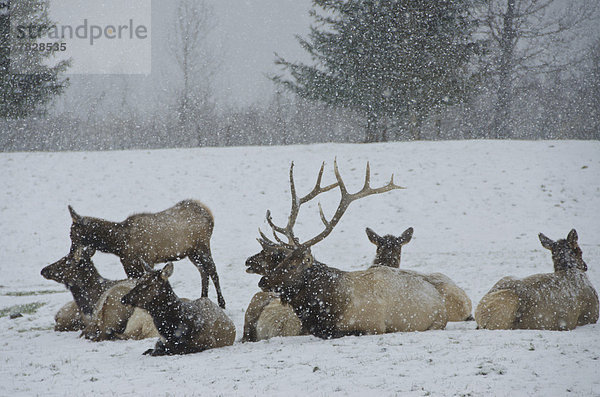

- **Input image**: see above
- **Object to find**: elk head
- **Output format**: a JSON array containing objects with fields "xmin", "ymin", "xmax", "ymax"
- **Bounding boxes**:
[
  {"xmin": 121, "ymin": 262, "xmax": 174, "ymax": 310},
  {"xmin": 366, "ymin": 227, "xmax": 413, "ymax": 268},
  {"xmin": 41, "ymin": 245, "xmax": 96, "ymax": 286},
  {"xmin": 68, "ymin": 205, "xmax": 93, "ymax": 247},
  {"xmin": 245, "ymin": 238, "xmax": 291, "ymax": 276},
  {"xmin": 539, "ymin": 229, "xmax": 587, "ymax": 272},
  {"xmin": 255, "ymin": 160, "xmax": 404, "ymax": 298}
]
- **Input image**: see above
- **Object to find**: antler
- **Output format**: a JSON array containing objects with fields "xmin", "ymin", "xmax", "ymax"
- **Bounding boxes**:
[
  {"xmin": 260, "ymin": 162, "xmax": 338, "ymax": 248},
  {"xmin": 299, "ymin": 159, "xmax": 404, "ymax": 249}
]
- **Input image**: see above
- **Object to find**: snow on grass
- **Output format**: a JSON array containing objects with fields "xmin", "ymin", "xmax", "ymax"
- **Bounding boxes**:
[{"xmin": 0, "ymin": 140, "xmax": 599, "ymax": 396}]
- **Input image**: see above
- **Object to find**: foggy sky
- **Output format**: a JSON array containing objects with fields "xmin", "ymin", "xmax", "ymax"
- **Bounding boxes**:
[{"xmin": 56, "ymin": 0, "xmax": 313, "ymax": 114}]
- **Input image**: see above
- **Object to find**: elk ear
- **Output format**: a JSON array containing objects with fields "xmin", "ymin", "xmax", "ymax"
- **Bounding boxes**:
[
  {"xmin": 68, "ymin": 205, "xmax": 82, "ymax": 223},
  {"xmin": 567, "ymin": 229, "xmax": 578, "ymax": 244},
  {"xmin": 399, "ymin": 227, "xmax": 414, "ymax": 245},
  {"xmin": 161, "ymin": 262, "xmax": 174, "ymax": 280},
  {"xmin": 538, "ymin": 233, "xmax": 554, "ymax": 250},
  {"xmin": 366, "ymin": 228, "xmax": 382, "ymax": 245}
]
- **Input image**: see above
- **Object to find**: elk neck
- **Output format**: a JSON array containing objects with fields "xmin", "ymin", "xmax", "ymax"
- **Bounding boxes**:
[
  {"xmin": 285, "ymin": 262, "xmax": 346, "ymax": 338},
  {"xmin": 69, "ymin": 275, "xmax": 115, "ymax": 316},
  {"xmin": 83, "ymin": 218, "xmax": 127, "ymax": 255},
  {"xmin": 144, "ymin": 285, "xmax": 186, "ymax": 337},
  {"xmin": 373, "ymin": 252, "xmax": 401, "ymax": 268}
]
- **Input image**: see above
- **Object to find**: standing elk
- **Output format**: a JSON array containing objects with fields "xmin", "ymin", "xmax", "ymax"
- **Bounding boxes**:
[
  {"xmin": 41, "ymin": 246, "xmax": 158, "ymax": 340},
  {"xmin": 252, "ymin": 161, "xmax": 448, "ymax": 339},
  {"xmin": 67, "ymin": 199, "xmax": 226, "ymax": 308},
  {"xmin": 475, "ymin": 229, "xmax": 599, "ymax": 330},
  {"xmin": 121, "ymin": 262, "xmax": 236, "ymax": 356},
  {"xmin": 365, "ymin": 227, "xmax": 473, "ymax": 322}
]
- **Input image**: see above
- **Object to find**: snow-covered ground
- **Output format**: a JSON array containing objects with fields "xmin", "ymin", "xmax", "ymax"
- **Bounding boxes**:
[{"xmin": 1, "ymin": 140, "xmax": 599, "ymax": 396}]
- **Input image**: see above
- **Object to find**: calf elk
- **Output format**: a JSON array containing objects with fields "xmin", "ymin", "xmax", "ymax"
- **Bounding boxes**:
[
  {"xmin": 366, "ymin": 227, "xmax": 473, "ymax": 322},
  {"xmin": 253, "ymin": 161, "xmax": 447, "ymax": 339},
  {"xmin": 67, "ymin": 200, "xmax": 226, "ymax": 308},
  {"xmin": 41, "ymin": 246, "xmax": 158, "ymax": 340},
  {"xmin": 121, "ymin": 263, "xmax": 236, "ymax": 355},
  {"xmin": 475, "ymin": 229, "xmax": 599, "ymax": 330}
]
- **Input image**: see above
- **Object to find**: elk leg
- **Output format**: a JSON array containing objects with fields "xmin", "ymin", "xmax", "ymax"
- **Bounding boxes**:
[
  {"xmin": 121, "ymin": 258, "xmax": 146, "ymax": 279},
  {"xmin": 188, "ymin": 254, "xmax": 209, "ymax": 297},
  {"xmin": 200, "ymin": 266, "xmax": 209, "ymax": 298},
  {"xmin": 191, "ymin": 249, "xmax": 226, "ymax": 309}
]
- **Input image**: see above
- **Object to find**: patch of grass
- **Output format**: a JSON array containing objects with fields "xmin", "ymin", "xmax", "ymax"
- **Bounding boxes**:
[
  {"xmin": 3, "ymin": 290, "xmax": 63, "ymax": 297},
  {"xmin": 0, "ymin": 302, "xmax": 46, "ymax": 318},
  {"xmin": 17, "ymin": 326, "xmax": 54, "ymax": 333}
]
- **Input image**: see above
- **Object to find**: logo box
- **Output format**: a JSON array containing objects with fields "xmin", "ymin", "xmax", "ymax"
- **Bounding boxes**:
[{"xmin": 8, "ymin": 0, "xmax": 151, "ymax": 75}]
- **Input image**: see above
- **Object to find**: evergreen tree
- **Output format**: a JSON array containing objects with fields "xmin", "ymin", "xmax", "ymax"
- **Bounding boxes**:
[
  {"xmin": 0, "ymin": 0, "xmax": 69, "ymax": 119},
  {"xmin": 273, "ymin": 0, "xmax": 480, "ymax": 142}
]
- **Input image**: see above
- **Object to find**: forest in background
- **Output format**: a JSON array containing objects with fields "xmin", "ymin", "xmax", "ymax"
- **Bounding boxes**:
[{"xmin": 1, "ymin": 0, "xmax": 599, "ymax": 152}]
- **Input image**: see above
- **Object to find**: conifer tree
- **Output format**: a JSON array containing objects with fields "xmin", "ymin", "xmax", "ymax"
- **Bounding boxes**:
[
  {"xmin": 0, "ymin": 0, "xmax": 69, "ymax": 119},
  {"xmin": 273, "ymin": 0, "xmax": 480, "ymax": 142}
]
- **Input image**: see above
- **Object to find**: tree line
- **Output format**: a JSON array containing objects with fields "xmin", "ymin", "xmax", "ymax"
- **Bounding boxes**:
[{"xmin": 1, "ymin": 0, "xmax": 598, "ymax": 151}]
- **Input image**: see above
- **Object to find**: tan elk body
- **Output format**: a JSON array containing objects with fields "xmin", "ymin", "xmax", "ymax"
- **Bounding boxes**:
[
  {"xmin": 475, "ymin": 230, "xmax": 599, "ymax": 330},
  {"xmin": 68, "ymin": 200, "xmax": 225, "ymax": 308},
  {"xmin": 121, "ymin": 263, "xmax": 235, "ymax": 355},
  {"xmin": 53, "ymin": 301, "xmax": 84, "ymax": 332},
  {"xmin": 242, "ymin": 291, "xmax": 303, "ymax": 342},
  {"xmin": 251, "ymin": 161, "xmax": 448, "ymax": 339},
  {"xmin": 82, "ymin": 279, "xmax": 159, "ymax": 341},
  {"xmin": 366, "ymin": 227, "xmax": 473, "ymax": 322},
  {"xmin": 41, "ymin": 246, "xmax": 158, "ymax": 340}
]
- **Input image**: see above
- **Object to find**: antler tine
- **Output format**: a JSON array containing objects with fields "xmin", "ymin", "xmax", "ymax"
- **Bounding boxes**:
[
  {"xmin": 363, "ymin": 161, "xmax": 371, "ymax": 191},
  {"xmin": 264, "ymin": 161, "xmax": 339, "ymax": 248},
  {"xmin": 301, "ymin": 159, "xmax": 404, "ymax": 249},
  {"xmin": 265, "ymin": 209, "xmax": 295, "ymax": 243},
  {"xmin": 299, "ymin": 162, "xmax": 339, "ymax": 204},
  {"xmin": 258, "ymin": 228, "xmax": 276, "ymax": 245}
]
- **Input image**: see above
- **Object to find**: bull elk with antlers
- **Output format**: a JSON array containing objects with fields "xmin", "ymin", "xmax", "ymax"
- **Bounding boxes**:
[
  {"xmin": 67, "ymin": 200, "xmax": 226, "ymax": 308},
  {"xmin": 248, "ymin": 161, "xmax": 448, "ymax": 339}
]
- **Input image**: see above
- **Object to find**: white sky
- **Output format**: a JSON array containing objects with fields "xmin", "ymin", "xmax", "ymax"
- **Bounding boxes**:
[{"xmin": 54, "ymin": 0, "xmax": 313, "ymax": 111}]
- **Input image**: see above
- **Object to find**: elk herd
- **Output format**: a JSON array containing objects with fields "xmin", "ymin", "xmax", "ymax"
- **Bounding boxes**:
[{"xmin": 40, "ymin": 160, "xmax": 598, "ymax": 356}]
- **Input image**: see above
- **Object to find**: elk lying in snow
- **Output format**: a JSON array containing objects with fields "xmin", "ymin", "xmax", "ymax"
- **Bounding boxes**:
[
  {"xmin": 252, "ymin": 161, "xmax": 447, "ymax": 339},
  {"xmin": 475, "ymin": 229, "xmax": 599, "ymax": 330},
  {"xmin": 242, "ymin": 291, "xmax": 303, "ymax": 342},
  {"xmin": 366, "ymin": 227, "xmax": 473, "ymax": 322},
  {"xmin": 82, "ymin": 279, "xmax": 159, "ymax": 341},
  {"xmin": 42, "ymin": 246, "xmax": 113, "ymax": 331},
  {"xmin": 121, "ymin": 262, "xmax": 236, "ymax": 355},
  {"xmin": 41, "ymin": 246, "xmax": 158, "ymax": 340},
  {"xmin": 243, "ymin": 235, "xmax": 317, "ymax": 341},
  {"xmin": 53, "ymin": 301, "xmax": 84, "ymax": 332},
  {"xmin": 67, "ymin": 199, "xmax": 226, "ymax": 308}
]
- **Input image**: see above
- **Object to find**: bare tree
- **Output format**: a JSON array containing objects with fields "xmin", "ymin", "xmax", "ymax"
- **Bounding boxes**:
[
  {"xmin": 170, "ymin": 0, "xmax": 217, "ymax": 145},
  {"xmin": 481, "ymin": 0, "xmax": 598, "ymax": 138}
]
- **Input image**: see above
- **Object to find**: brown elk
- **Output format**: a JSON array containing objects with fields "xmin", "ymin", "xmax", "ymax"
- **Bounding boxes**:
[
  {"xmin": 67, "ymin": 199, "xmax": 226, "ymax": 308},
  {"xmin": 41, "ymin": 246, "xmax": 158, "ymax": 340},
  {"xmin": 42, "ymin": 246, "xmax": 115, "ymax": 329},
  {"xmin": 365, "ymin": 227, "xmax": 473, "ymax": 322},
  {"xmin": 252, "ymin": 161, "xmax": 448, "ymax": 339},
  {"xmin": 475, "ymin": 229, "xmax": 599, "ymax": 330},
  {"xmin": 121, "ymin": 262, "xmax": 236, "ymax": 355}
]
